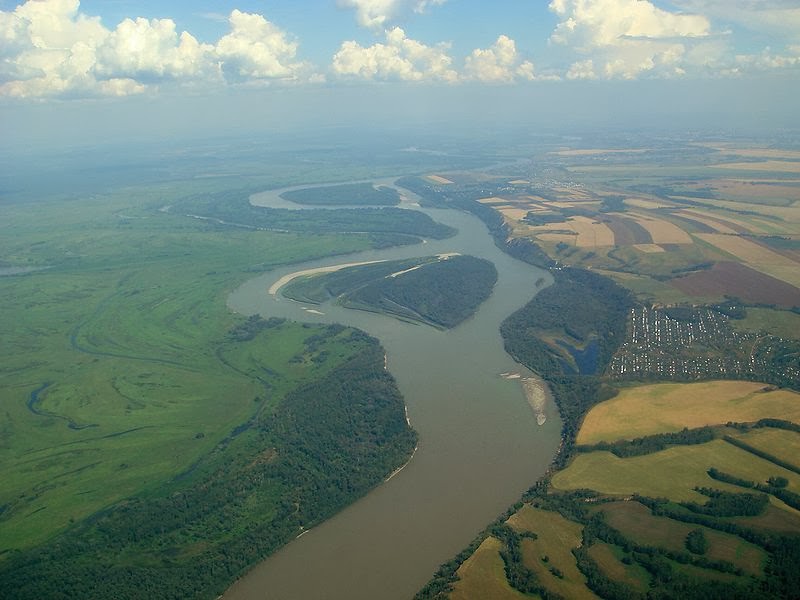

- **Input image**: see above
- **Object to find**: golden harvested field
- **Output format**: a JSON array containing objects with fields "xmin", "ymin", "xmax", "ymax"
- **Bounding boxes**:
[
  {"xmin": 679, "ymin": 207, "xmax": 789, "ymax": 235},
  {"xmin": 714, "ymin": 161, "xmax": 800, "ymax": 174},
  {"xmin": 425, "ymin": 174, "xmax": 454, "ymax": 184},
  {"xmin": 498, "ymin": 207, "xmax": 533, "ymax": 221},
  {"xmin": 544, "ymin": 200, "xmax": 594, "ymax": 209},
  {"xmin": 570, "ymin": 216, "xmax": 616, "ymax": 247},
  {"xmin": 577, "ymin": 381, "xmax": 800, "ymax": 445},
  {"xmin": 450, "ymin": 537, "xmax": 527, "ymax": 600},
  {"xmin": 551, "ymin": 148, "xmax": 651, "ymax": 156},
  {"xmin": 704, "ymin": 179, "xmax": 800, "ymax": 201},
  {"xmin": 676, "ymin": 210, "xmax": 740, "ymax": 234},
  {"xmin": 626, "ymin": 198, "xmax": 676, "ymax": 210},
  {"xmin": 632, "ymin": 243, "xmax": 665, "ymax": 253},
  {"xmin": 699, "ymin": 199, "xmax": 800, "ymax": 223},
  {"xmin": 508, "ymin": 506, "xmax": 598, "ymax": 600},
  {"xmin": 551, "ymin": 439, "xmax": 800, "ymax": 503},
  {"xmin": 730, "ymin": 428, "xmax": 800, "ymax": 467},
  {"xmin": 705, "ymin": 146, "xmax": 800, "ymax": 160},
  {"xmin": 552, "ymin": 186, "xmax": 595, "ymax": 200},
  {"xmin": 531, "ymin": 217, "xmax": 615, "ymax": 247},
  {"xmin": 623, "ymin": 212, "xmax": 693, "ymax": 244},
  {"xmin": 696, "ymin": 233, "xmax": 800, "ymax": 287}
]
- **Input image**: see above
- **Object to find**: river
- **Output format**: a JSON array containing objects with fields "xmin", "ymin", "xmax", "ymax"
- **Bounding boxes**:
[{"xmin": 224, "ymin": 179, "xmax": 561, "ymax": 600}]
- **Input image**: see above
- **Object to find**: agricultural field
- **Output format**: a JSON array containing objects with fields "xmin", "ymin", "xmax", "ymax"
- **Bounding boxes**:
[
  {"xmin": 450, "ymin": 537, "xmax": 528, "ymax": 600},
  {"xmin": 413, "ymin": 138, "xmax": 800, "ymax": 600},
  {"xmin": 408, "ymin": 141, "xmax": 800, "ymax": 311},
  {"xmin": 551, "ymin": 438, "xmax": 800, "ymax": 502},
  {"xmin": 425, "ymin": 377, "xmax": 800, "ymax": 600},
  {"xmin": 576, "ymin": 381, "xmax": 800, "ymax": 444},
  {"xmin": 506, "ymin": 505, "xmax": 597, "ymax": 600}
]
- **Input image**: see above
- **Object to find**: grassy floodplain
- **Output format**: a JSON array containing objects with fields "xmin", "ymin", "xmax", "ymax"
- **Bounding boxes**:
[
  {"xmin": 0, "ymin": 161, "xmax": 438, "ymax": 600},
  {"xmin": 1, "ymin": 189, "xmax": 379, "ymax": 550}
]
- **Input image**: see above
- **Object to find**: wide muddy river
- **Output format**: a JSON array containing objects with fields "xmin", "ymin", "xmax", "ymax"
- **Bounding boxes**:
[{"xmin": 224, "ymin": 179, "xmax": 561, "ymax": 600}]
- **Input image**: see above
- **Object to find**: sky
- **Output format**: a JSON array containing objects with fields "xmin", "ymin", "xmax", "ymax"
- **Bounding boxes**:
[{"xmin": 1, "ymin": 0, "xmax": 799, "ymax": 146}]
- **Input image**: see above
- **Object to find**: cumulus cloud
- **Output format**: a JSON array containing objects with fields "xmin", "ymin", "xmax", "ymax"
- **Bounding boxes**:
[
  {"xmin": 216, "ymin": 10, "xmax": 305, "ymax": 81},
  {"xmin": 549, "ymin": 0, "xmax": 711, "ymax": 79},
  {"xmin": 332, "ymin": 27, "xmax": 457, "ymax": 81},
  {"xmin": 95, "ymin": 18, "xmax": 215, "ymax": 82},
  {"xmin": 671, "ymin": 1, "xmax": 800, "ymax": 41},
  {"xmin": 339, "ymin": 0, "xmax": 447, "ymax": 30},
  {"xmin": 0, "ymin": 0, "xmax": 311, "ymax": 98},
  {"xmin": 566, "ymin": 59, "xmax": 596, "ymax": 80},
  {"xmin": 463, "ymin": 35, "xmax": 536, "ymax": 82}
]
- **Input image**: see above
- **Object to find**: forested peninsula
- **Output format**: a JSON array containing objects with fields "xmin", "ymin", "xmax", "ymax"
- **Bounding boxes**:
[
  {"xmin": 0, "ymin": 323, "xmax": 416, "ymax": 599},
  {"xmin": 283, "ymin": 255, "xmax": 498, "ymax": 329}
]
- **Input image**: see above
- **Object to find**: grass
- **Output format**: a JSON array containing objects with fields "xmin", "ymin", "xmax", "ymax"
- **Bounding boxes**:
[
  {"xmin": 576, "ymin": 381, "xmax": 800, "ymax": 445},
  {"xmin": 0, "ymin": 187, "xmax": 381, "ymax": 551},
  {"xmin": 586, "ymin": 542, "xmax": 650, "ymax": 592},
  {"xmin": 450, "ymin": 537, "xmax": 530, "ymax": 600},
  {"xmin": 507, "ymin": 505, "xmax": 597, "ymax": 600},
  {"xmin": 728, "ymin": 427, "xmax": 800, "ymax": 469},
  {"xmin": 598, "ymin": 501, "xmax": 766, "ymax": 575},
  {"xmin": 732, "ymin": 308, "xmax": 800, "ymax": 340},
  {"xmin": 551, "ymin": 437, "xmax": 800, "ymax": 504}
]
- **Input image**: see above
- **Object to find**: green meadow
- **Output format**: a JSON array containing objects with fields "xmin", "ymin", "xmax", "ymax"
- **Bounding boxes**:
[{"xmin": 0, "ymin": 186, "xmax": 387, "ymax": 552}]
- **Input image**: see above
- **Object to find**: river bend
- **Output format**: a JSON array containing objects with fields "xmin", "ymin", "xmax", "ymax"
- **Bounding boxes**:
[{"xmin": 224, "ymin": 179, "xmax": 561, "ymax": 600}]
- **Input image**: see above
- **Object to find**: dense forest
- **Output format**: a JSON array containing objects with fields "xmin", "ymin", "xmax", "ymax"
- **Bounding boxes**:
[
  {"xmin": 285, "ymin": 255, "xmax": 498, "ymax": 329},
  {"xmin": 0, "ymin": 325, "xmax": 416, "ymax": 600},
  {"xmin": 280, "ymin": 182, "xmax": 400, "ymax": 206}
]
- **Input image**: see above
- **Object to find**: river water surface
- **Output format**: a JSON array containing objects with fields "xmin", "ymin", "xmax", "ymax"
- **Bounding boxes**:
[{"xmin": 224, "ymin": 180, "xmax": 561, "ymax": 600}]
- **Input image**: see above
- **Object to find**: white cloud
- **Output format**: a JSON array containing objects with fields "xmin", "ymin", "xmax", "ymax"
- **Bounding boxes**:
[
  {"xmin": 735, "ymin": 47, "xmax": 800, "ymax": 71},
  {"xmin": 671, "ymin": 1, "xmax": 800, "ymax": 41},
  {"xmin": 549, "ymin": 0, "xmax": 711, "ymax": 79},
  {"xmin": 95, "ymin": 18, "xmax": 215, "ymax": 82},
  {"xmin": 216, "ymin": 10, "xmax": 305, "ymax": 82},
  {"xmin": 0, "ymin": 1, "xmax": 312, "ymax": 98},
  {"xmin": 339, "ymin": 0, "xmax": 447, "ymax": 29},
  {"xmin": 566, "ymin": 59, "xmax": 596, "ymax": 80},
  {"xmin": 464, "ymin": 35, "xmax": 536, "ymax": 83},
  {"xmin": 332, "ymin": 27, "xmax": 457, "ymax": 81},
  {"xmin": 549, "ymin": 0, "xmax": 710, "ymax": 46}
]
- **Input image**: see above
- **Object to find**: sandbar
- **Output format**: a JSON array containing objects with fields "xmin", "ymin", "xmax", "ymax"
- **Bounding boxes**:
[{"xmin": 268, "ymin": 260, "xmax": 387, "ymax": 296}]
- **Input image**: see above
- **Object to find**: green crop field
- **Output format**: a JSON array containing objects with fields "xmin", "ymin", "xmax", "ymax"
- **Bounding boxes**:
[
  {"xmin": 551, "ymin": 438, "xmax": 800, "ymax": 503},
  {"xmin": 586, "ymin": 542, "xmax": 650, "ymax": 592},
  {"xmin": 732, "ymin": 307, "xmax": 800, "ymax": 340},
  {"xmin": 598, "ymin": 501, "xmax": 766, "ymax": 575}
]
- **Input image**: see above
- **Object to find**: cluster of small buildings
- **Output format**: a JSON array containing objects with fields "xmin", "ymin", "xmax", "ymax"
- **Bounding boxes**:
[{"xmin": 608, "ymin": 306, "xmax": 764, "ymax": 380}]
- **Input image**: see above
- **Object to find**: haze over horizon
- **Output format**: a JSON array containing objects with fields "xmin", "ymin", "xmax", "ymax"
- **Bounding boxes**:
[{"xmin": 1, "ymin": 0, "xmax": 799, "ymax": 148}]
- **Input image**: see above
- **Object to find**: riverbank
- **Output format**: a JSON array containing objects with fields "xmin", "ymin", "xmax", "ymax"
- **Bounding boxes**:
[{"xmin": 267, "ymin": 260, "xmax": 387, "ymax": 296}]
